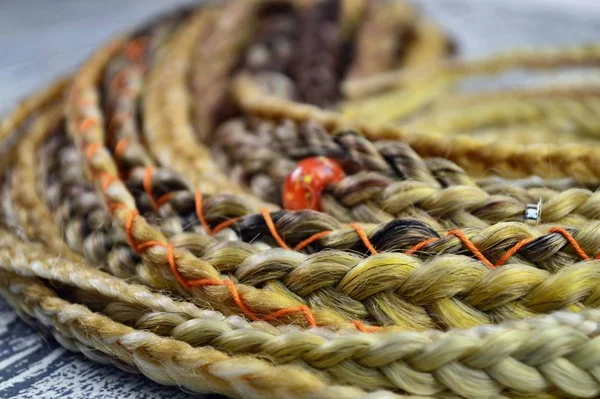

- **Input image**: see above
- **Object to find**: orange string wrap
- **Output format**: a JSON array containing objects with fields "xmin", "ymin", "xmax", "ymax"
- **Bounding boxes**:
[
  {"xmin": 549, "ymin": 227, "xmax": 590, "ymax": 260},
  {"xmin": 263, "ymin": 305, "xmax": 317, "ymax": 327},
  {"xmin": 85, "ymin": 143, "xmax": 102, "ymax": 160},
  {"xmin": 166, "ymin": 243, "xmax": 190, "ymax": 289},
  {"xmin": 447, "ymin": 229, "xmax": 494, "ymax": 269},
  {"xmin": 124, "ymin": 209, "xmax": 140, "ymax": 250},
  {"xmin": 187, "ymin": 279, "xmax": 258, "ymax": 321},
  {"xmin": 294, "ymin": 230, "xmax": 332, "ymax": 251},
  {"xmin": 194, "ymin": 190, "xmax": 213, "ymax": 235},
  {"xmin": 93, "ymin": 120, "xmax": 600, "ymax": 332},
  {"xmin": 262, "ymin": 209, "xmax": 290, "ymax": 249},
  {"xmin": 352, "ymin": 320, "xmax": 381, "ymax": 333},
  {"xmin": 78, "ymin": 117, "xmax": 97, "ymax": 134},
  {"xmin": 406, "ymin": 237, "xmax": 439, "ymax": 256},
  {"xmin": 350, "ymin": 222, "xmax": 378, "ymax": 255},
  {"xmin": 212, "ymin": 218, "xmax": 240, "ymax": 235},
  {"xmin": 156, "ymin": 193, "xmax": 173, "ymax": 208},
  {"xmin": 99, "ymin": 172, "xmax": 118, "ymax": 191},
  {"xmin": 495, "ymin": 237, "xmax": 534, "ymax": 266},
  {"xmin": 107, "ymin": 202, "xmax": 127, "ymax": 215},
  {"xmin": 114, "ymin": 137, "xmax": 129, "ymax": 165},
  {"xmin": 124, "ymin": 36, "xmax": 149, "ymax": 62},
  {"xmin": 142, "ymin": 166, "xmax": 158, "ymax": 211}
]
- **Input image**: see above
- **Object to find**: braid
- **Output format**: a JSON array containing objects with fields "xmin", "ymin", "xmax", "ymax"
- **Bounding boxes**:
[
  {"xmin": 234, "ymin": 72, "xmax": 600, "ymax": 183},
  {"xmin": 5, "ymin": 240, "xmax": 600, "ymax": 397},
  {"xmin": 346, "ymin": 0, "xmax": 417, "ymax": 79},
  {"xmin": 3, "ymin": 1, "xmax": 600, "ymax": 398},
  {"xmin": 405, "ymin": 87, "xmax": 600, "ymax": 139},
  {"xmin": 0, "ymin": 271, "xmax": 370, "ymax": 399},
  {"xmin": 343, "ymin": 44, "xmax": 600, "ymax": 99},
  {"xmin": 213, "ymin": 117, "xmax": 600, "ymax": 228}
]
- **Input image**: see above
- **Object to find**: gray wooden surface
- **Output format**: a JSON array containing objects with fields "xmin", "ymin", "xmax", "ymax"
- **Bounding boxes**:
[{"xmin": 1, "ymin": 0, "xmax": 599, "ymax": 398}]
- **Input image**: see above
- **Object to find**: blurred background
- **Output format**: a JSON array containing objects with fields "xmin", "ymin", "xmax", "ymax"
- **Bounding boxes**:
[
  {"xmin": 0, "ymin": 0, "xmax": 599, "ymax": 398},
  {"xmin": 2, "ymin": 0, "xmax": 600, "ymax": 114}
]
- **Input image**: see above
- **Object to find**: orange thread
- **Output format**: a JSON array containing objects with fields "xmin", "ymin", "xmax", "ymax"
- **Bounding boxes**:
[
  {"xmin": 135, "ymin": 240, "xmax": 164, "ymax": 252},
  {"xmin": 447, "ymin": 229, "xmax": 494, "ymax": 269},
  {"xmin": 124, "ymin": 209, "xmax": 140, "ymax": 251},
  {"xmin": 495, "ymin": 237, "xmax": 534, "ymax": 267},
  {"xmin": 114, "ymin": 138, "xmax": 129, "ymax": 160},
  {"xmin": 222, "ymin": 280, "xmax": 257, "ymax": 321},
  {"xmin": 186, "ymin": 278, "xmax": 321, "ymax": 327},
  {"xmin": 79, "ymin": 117, "xmax": 97, "ymax": 133},
  {"xmin": 350, "ymin": 222, "xmax": 378, "ymax": 255},
  {"xmin": 262, "ymin": 208, "xmax": 290, "ymax": 249},
  {"xmin": 84, "ymin": 152, "xmax": 379, "ymax": 332},
  {"xmin": 114, "ymin": 137, "xmax": 129, "ymax": 173},
  {"xmin": 99, "ymin": 173, "xmax": 118, "ymax": 191},
  {"xmin": 124, "ymin": 36, "xmax": 148, "ymax": 62},
  {"xmin": 107, "ymin": 202, "xmax": 127, "ymax": 215},
  {"xmin": 294, "ymin": 230, "xmax": 332, "ymax": 251},
  {"xmin": 406, "ymin": 237, "xmax": 439, "ymax": 256},
  {"xmin": 85, "ymin": 143, "xmax": 102, "ymax": 160},
  {"xmin": 263, "ymin": 305, "xmax": 317, "ymax": 327},
  {"xmin": 212, "ymin": 218, "xmax": 240, "ymax": 235},
  {"xmin": 187, "ymin": 279, "xmax": 258, "ymax": 321},
  {"xmin": 133, "ymin": 240, "xmax": 190, "ymax": 289},
  {"xmin": 549, "ymin": 227, "xmax": 590, "ymax": 260},
  {"xmin": 166, "ymin": 244, "xmax": 190, "ymax": 289},
  {"xmin": 142, "ymin": 166, "xmax": 158, "ymax": 211},
  {"xmin": 156, "ymin": 193, "xmax": 173, "ymax": 208},
  {"xmin": 352, "ymin": 320, "xmax": 381, "ymax": 333},
  {"xmin": 194, "ymin": 190, "xmax": 213, "ymax": 235}
]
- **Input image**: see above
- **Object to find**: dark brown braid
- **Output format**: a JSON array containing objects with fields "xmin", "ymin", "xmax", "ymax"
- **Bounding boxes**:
[{"xmin": 291, "ymin": 0, "xmax": 343, "ymax": 107}]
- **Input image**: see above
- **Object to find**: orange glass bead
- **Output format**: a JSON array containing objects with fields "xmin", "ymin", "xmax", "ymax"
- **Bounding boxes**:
[{"xmin": 283, "ymin": 156, "xmax": 345, "ymax": 211}]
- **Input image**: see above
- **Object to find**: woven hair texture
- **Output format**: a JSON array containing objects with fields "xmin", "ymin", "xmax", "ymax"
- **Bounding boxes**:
[{"xmin": 2, "ymin": 0, "xmax": 600, "ymax": 398}]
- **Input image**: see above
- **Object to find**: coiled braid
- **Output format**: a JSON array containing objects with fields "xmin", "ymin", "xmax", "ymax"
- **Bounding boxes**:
[{"xmin": 3, "ymin": 1, "xmax": 600, "ymax": 398}]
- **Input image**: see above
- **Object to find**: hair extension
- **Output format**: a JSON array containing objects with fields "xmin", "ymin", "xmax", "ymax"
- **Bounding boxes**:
[
  {"xmin": 343, "ymin": 44, "xmax": 600, "ymax": 99},
  {"xmin": 289, "ymin": 0, "xmax": 343, "ymax": 107},
  {"xmin": 10, "ymin": 106, "xmax": 80, "ymax": 258},
  {"xmin": 4, "ymin": 244, "xmax": 600, "ymax": 397},
  {"xmin": 0, "ymin": 78, "xmax": 69, "ymax": 172},
  {"xmin": 142, "ymin": 6, "xmax": 266, "ymax": 211},
  {"xmin": 40, "ymin": 132, "xmax": 149, "ymax": 279},
  {"xmin": 400, "ymin": 18, "xmax": 456, "ymax": 68},
  {"xmin": 404, "ymin": 88, "xmax": 600, "ymax": 138},
  {"xmin": 0, "ymin": 271, "xmax": 371, "ymax": 399},
  {"xmin": 189, "ymin": 2, "xmax": 263, "ymax": 143},
  {"xmin": 233, "ymin": 72, "xmax": 600, "ymax": 183},
  {"xmin": 63, "ymin": 24, "xmax": 600, "ymax": 332},
  {"xmin": 54, "ymin": 26, "xmax": 600, "ymax": 324},
  {"xmin": 241, "ymin": 2, "xmax": 301, "ymax": 102},
  {"xmin": 212, "ymin": 117, "xmax": 600, "ymax": 229},
  {"xmin": 346, "ymin": 0, "xmax": 418, "ymax": 79},
  {"xmin": 4, "ymin": 1, "xmax": 600, "ymax": 397}
]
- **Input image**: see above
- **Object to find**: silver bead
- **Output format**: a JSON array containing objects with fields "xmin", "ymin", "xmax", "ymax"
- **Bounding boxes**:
[{"xmin": 524, "ymin": 198, "xmax": 542, "ymax": 224}]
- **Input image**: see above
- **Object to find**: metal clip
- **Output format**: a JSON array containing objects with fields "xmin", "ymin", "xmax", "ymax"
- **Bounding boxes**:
[{"xmin": 524, "ymin": 198, "xmax": 542, "ymax": 224}]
